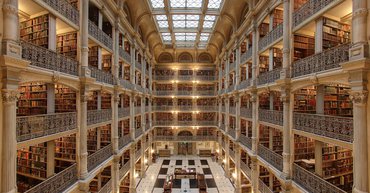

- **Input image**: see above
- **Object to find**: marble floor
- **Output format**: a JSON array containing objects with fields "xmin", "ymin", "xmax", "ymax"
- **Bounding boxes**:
[{"xmin": 136, "ymin": 155, "xmax": 235, "ymax": 193}]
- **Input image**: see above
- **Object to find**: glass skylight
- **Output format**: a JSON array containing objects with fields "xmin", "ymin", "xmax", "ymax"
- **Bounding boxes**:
[{"xmin": 149, "ymin": 0, "xmax": 224, "ymax": 48}]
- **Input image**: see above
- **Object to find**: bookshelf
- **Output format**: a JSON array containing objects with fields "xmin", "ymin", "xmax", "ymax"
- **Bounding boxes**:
[
  {"xmin": 322, "ymin": 17, "xmax": 351, "ymax": 49},
  {"xmin": 102, "ymin": 55, "xmax": 112, "ymax": 72},
  {"xmin": 55, "ymin": 134, "xmax": 76, "ymax": 172},
  {"xmin": 259, "ymin": 56, "xmax": 269, "ymax": 74},
  {"xmin": 322, "ymin": 144, "xmax": 353, "ymax": 191},
  {"xmin": 87, "ymin": 128, "xmax": 98, "ymax": 155},
  {"xmin": 20, "ymin": 14, "xmax": 49, "ymax": 48},
  {"xmin": 272, "ymin": 9, "xmax": 283, "ymax": 28},
  {"xmin": 100, "ymin": 125, "xmax": 112, "ymax": 147},
  {"xmin": 89, "ymin": 46, "xmax": 99, "ymax": 68},
  {"xmin": 55, "ymin": 84, "xmax": 77, "ymax": 113},
  {"xmin": 57, "ymin": 32, "xmax": 78, "ymax": 60},
  {"xmin": 87, "ymin": 91, "xmax": 98, "ymax": 110},
  {"xmin": 259, "ymin": 23, "xmax": 269, "ymax": 38},
  {"xmin": 272, "ymin": 48, "xmax": 282, "ymax": 69},
  {"xmin": 17, "ymin": 143, "xmax": 48, "ymax": 181},
  {"xmin": 294, "ymin": 135, "xmax": 314, "ymax": 160},
  {"xmin": 101, "ymin": 92, "xmax": 111, "ymax": 109},
  {"xmin": 119, "ymin": 174, "xmax": 131, "ymax": 193},
  {"xmin": 293, "ymin": 34, "xmax": 315, "ymax": 61},
  {"xmin": 259, "ymin": 126, "xmax": 270, "ymax": 147},
  {"xmin": 17, "ymin": 83, "xmax": 48, "ymax": 116},
  {"xmin": 324, "ymin": 85, "xmax": 352, "ymax": 117},
  {"xmin": 272, "ymin": 130, "xmax": 283, "ymax": 155},
  {"xmin": 294, "ymin": 86, "xmax": 316, "ymax": 113}
]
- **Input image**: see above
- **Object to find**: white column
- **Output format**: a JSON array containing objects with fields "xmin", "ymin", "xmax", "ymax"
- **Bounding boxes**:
[
  {"xmin": 78, "ymin": 89, "xmax": 89, "ymax": 179},
  {"xmin": 80, "ymin": 0, "xmax": 90, "ymax": 76}
]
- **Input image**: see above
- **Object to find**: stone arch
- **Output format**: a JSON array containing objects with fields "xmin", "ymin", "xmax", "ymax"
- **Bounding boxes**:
[
  {"xmin": 158, "ymin": 52, "xmax": 173, "ymax": 63},
  {"xmin": 198, "ymin": 52, "xmax": 213, "ymax": 63},
  {"xmin": 177, "ymin": 130, "xmax": 193, "ymax": 136},
  {"xmin": 178, "ymin": 52, "xmax": 193, "ymax": 63}
]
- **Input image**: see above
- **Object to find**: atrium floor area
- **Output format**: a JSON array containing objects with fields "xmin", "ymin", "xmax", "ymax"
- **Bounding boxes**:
[{"xmin": 136, "ymin": 155, "xmax": 235, "ymax": 193}]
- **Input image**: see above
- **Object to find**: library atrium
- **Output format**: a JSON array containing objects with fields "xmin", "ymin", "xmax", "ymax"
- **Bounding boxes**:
[{"xmin": 0, "ymin": 0, "xmax": 368, "ymax": 192}]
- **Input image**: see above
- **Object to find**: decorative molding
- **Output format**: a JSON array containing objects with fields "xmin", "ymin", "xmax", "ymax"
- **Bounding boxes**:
[
  {"xmin": 1, "ymin": 89, "xmax": 20, "ymax": 103},
  {"xmin": 349, "ymin": 90, "xmax": 368, "ymax": 104}
]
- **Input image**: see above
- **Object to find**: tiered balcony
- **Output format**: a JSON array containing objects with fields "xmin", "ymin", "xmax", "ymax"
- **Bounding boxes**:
[
  {"xmin": 240, "ymin": 161, "xmax": 251, "ymax": 179},
  {"xmin": 87, "ymin": 109, "xmax": 112, "ymax": 126},
  {"xmin": 293, "ymin": 113, "xmax": 353, "ymax": 143},
  {"xmin": 40, "ymin": 0, "xmax": 79, "ymax": 26},
  {"xmin": 154, "ymin": 75, "xmax": 216, "ymax": 81},
  {"xmin": 136, "ymin": 85, "xmax": 145, "ymax": 93},
  {"xmin": 153, "ymin": 120, "xmax": 176, "ymax": 126},
  {"xmin": 257, "ymin": 68, "xmax": 281, "ymax": 85},
  {"xmin": 136, "ymin": 60, "xmax": 142, "ymax": 71},
  {"xmin": 119, "ymin": 161, "xmax": 131, "ymax": 180},
  {"xmin": 99, "ymin": 179, "xmax": 112, "ymax": 193},
  {"xmin": 293, "ymin": 0, "xmax": 337, "ymax": 28},
  {"xmin": 237, "ymin": 79, "xmax": 251, "ymax": 90},
  {"xmin": 228, "ymin": 129, "xmax": 236, "ymax": 139},
  {"xmin": 88, "ymin": 20, "xmax": 113, "ymax": 50},
  {"xmin": 258, "ymin": 109, "xmax": 283, "ymax": 126},
  {"xmin": 229, "ymin": 149, "xmax": 236, "ymax": 160},
  {"xmin": 120, "ymin": 79, "xmax": 135, "ymax": 90},
  {"xmin": 154, "ymin": 90, "xmax": 216, "ymax": 96},
  {"xmin": 134, "ymin": 106, "xmax": 141, "ymax": 115},
  {"xmin": 239, "ymin": 134, "xmax": 252, "ymax": 150},
  {"xmin": 90, "ymin": 66, "xmax": 115, "ymax": 85},
  {"xmin": 135, "ymin": 148, "xmax": 141, "ymax": 160},
  {"xmin": 230, "ymin": 107, "xmax": 236, "ymax": 115},
  {"xmin": 293, "ymin": 164, "xmax": 347, "ymax": 193},
  {"xmin": 258, "ymin": 23, "xmax": 283, "ymax": 52},
  {"xmin": 257, "ymin": 144, "xmax": 283, "ymax": 171},
  {"xmin": 292, "ymin": 43, "xmax": 350, "ymax": 78},
  {"xmin": 135, "ymin": 129, "xmax": 143, "ymax": 138},
  {"xmin": 119, "ymin": 47, "xmax": 131, "ymax": 64},
  {"xmin": 118, "ymin": 107, "xmax": 130, "ymax": 118},
  {"xmin": 196, "ymin": 75, "xmax": 216, "ymax": 81},
  {"xmin": 119, "ymin": 135, "xmax": 132, "ymax": 150},
  {"xmin": 241, "ymin": 49, "xmax": 253, "ymax": 64},
  {"xmin": 241, "ymin": 107, "xmax": 252, "ymax": 119},
  {"xmin": 24, "ymin": 163, "xmax": 77, "ymax": 193},
  {"xmin": 16, "ymin": 112, "xmax": 77, "ymax": 142},
  {"xmin": 258, "ymin": 179, "xmax": 273, "ymax": 193},
  {"xmin": 21, "ymin": 41, "xmax": 79, "ymax": 76},
  {"xmin": 196, "ymin": 120, "xmax": 218, "ymax": 126},
  {"xmin": 154, "ymin": 135, "xmax": 218, "ymax": 142},
  {"xmin": 87, "ymin": 144, "xmax": 113, "ymax": 172}
]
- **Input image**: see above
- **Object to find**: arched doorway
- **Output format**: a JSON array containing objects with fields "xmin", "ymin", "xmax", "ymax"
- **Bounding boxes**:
[{"xmin": 177, "ymin": 131, "xmax": 194, "ymax": 155}]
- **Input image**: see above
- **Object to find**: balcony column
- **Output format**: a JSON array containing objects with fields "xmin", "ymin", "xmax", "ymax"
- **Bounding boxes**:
[
  {"xmin": 140, "ymin": 140, "xmax": 145, "ymax": 178},
  {"xmin": 235, "ymin": 94, "xmax": 241, "ymax": 140},
  {"xmin": 130, "ymin": 44, "xmax": 136, "ymax": 84},
  {"xmin": 234, "ymin": 146, "xmax": 242, "ymax": 193},
  {"xmin": 251, "ymin": 91, "xmax": 258, "ymax": 153},
  {"xmin": 217, "ymin": 132, "xmax": 222, "ymax": 164},
  {"xmin": 224, "ymin": 139, "xmax": 230, "ymax": 178},
  {"xmin": 80, "ymin": 0, "xmax": 90, "ymax": 75},
  {"xmin": 225, "ymin": 96, "xmax": 230, "ymax": 133},
  {"xmin": 235, "ymin": 45, "xmax": 241, "ymax": 85},
  {"xmin": 149, "ymin": 97, "xmax": 153, "ymax": 128},
  {"xmin": 251, "ymin": 19, "xmax": 258, "ymax": 82},
  {"xmin": 129, "ymin": 145, "xmax": 136, "ymax": 193},
  {"xmin": 141, "ymin": 96, "xmax": 145, "ymax": 133},
  {"xmin": 348, "ymin": 0, "xmax": 369, "ymax": 60},
  {"xmin": 348, "ymin": 72, "xmax": 369, "ymax": 193},
  {"xmin": 225, "ymin": 52, "xmax": 230, "ymax": 89},
  {"xmin": 281, "ymin": 88, "xmax": 293, "ymax": 180},
  {"xmin": 111, "ymin": 91, "xmax": 120, "ymax": 192},
  {"xmin": 149, "ymin": 62, "xmax": 153, "ymax": 92},
  {"xmin": 281, "ymin": 0, "xmax": 291, "ymax": 78},
  {"xmin": 218, "ymin": 97, "xmax": 222, "ymax": 127},
  {"xmin": 148, "ymin": 132, "xmax": 153, "ymax": 165},
  {"xmin": 130, "ymin": 94, "xmax": 135, "ymax": 140},
  {"xmin": 250, "ymin": 158, "xmax": 259, "ymax": 192},
  {"xmin": 77, "ymin": 88, "xmax": 89, "ymax": 180},
  {"xmin": 113, "ymin": 22, "xmax": 120, "ymax": 79}
]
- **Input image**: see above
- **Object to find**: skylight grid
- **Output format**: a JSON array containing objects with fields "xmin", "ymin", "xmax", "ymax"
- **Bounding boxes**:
[{"xmin": 149, "ymin": 0, "xmax": 224, "ymax": 48}]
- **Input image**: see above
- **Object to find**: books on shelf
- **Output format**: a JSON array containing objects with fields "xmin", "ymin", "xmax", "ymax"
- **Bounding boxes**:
[
  {"xmin": 57, "ymin": 32, "xmax": 78, "ymax": 60},
  {"xmin": 20, "ymin": 14, "xmax": 49, "ymax": 48}
]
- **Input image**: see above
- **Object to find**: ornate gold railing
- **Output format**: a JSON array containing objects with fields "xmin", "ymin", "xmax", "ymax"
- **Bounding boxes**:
[
  {"xmin": 258, "ymin": 23, "xmax": 283, "ymax": 51},
  {"xmin": 40, "ymin": 0, "xmax": 79, "ymax": 26},
  {"xmin": 87, "ymin": 109, "xmax": 112, "ymax": 126},
  {"xmin": 292, "ymin": 43, "xmax": 350, "ymax": 77},
  {"xmin": 259, "ymin": 109, "xmax": 283, "ymax": 126},
  {"xmin": 293, "ymin": 163, "xmax": 347, "ymax": 193},
  {"xmin": 88, "ymin": 20, "xmax": 113, "ymax": 50},
  {"xmin": 87, "ymin": 144, "xmax": 113, "ymax": 172},
  {"xmin": 21, "ymin": 41, "xmax": 79, "ymax": 76},
  {"xmin": 258, "ymin": 144, "xmax": 283, "ymax": 171},
  {"xmin": 25, "ymin": 164, "xmax": 77, "ymax": 193},
  {"xmin": 257, "ymin": 68, "xmax": 281, "ymax": 85},
  {"xmin": 293, "ymin": 113, "xmax": 353, "ymax": 142},
  {"xmin": 17, "ymin": 112, "xmax": 77, "ymax": 142}
]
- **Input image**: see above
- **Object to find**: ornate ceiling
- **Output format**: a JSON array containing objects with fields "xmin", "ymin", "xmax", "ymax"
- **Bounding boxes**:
[{"xmin": 124, "ymin": 0, "xmax": 249, "ymax": 62}]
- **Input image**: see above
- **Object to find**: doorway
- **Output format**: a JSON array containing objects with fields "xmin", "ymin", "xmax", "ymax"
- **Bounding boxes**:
[{"xmin": 178, "ymin": 142, "xmax": 193, "ymax": 155}]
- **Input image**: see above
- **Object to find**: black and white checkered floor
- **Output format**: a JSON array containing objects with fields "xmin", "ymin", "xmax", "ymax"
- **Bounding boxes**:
[{"xmin": 136, "ymin": 156, "xmax": 235, "ymax": 193}]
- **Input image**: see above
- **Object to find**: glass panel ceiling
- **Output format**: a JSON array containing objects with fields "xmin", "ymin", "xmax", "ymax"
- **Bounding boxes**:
[{"xmin": 149, "ymin": 0, "xmax": 224, "ymax": 48}]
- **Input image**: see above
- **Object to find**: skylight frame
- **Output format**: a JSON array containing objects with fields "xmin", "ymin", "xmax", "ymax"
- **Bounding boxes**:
[{"xmin": 149, "ymin": 0, "xmax": 224, "ymax": 48}]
